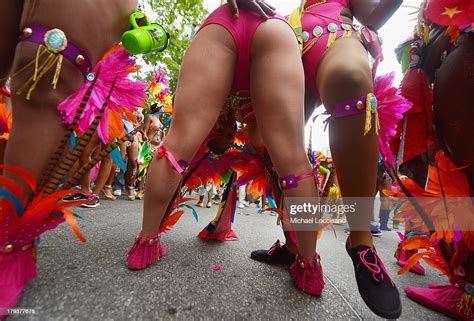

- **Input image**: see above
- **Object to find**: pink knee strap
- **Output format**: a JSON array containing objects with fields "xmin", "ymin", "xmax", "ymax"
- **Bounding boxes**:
[
  {"xmin": 280, "ymin": 168, "xmax": 318, "ymax": 190},
  {"xmin": 156, "ymin": 144, "xmax": 189, "ymax": 174}
]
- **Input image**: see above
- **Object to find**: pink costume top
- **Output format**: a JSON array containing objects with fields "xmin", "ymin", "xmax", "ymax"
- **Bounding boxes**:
[
  {"xmin": 300, "ymin": 0, "xmax": 360, "ymax": 94},
  {"xmin": 198, "ymin": 4, "xmax": 288, "ymax": 122}
]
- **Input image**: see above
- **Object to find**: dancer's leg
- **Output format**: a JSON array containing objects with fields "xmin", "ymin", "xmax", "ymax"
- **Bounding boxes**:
[
  {"xmin": 103, "ymin": 162, "xmax": 117, "ymax": 200},
  {"xmin": 125, "ymin": 139, "xmax": 140, "ymax": 199},
  {"xmin": 92, "ymin": 153, "xmax": 113, "ymax": 196},
  {"xmin": 79, "ymin": 133, "xmax": 100, "ymax": 193},
  {"xmin": 141, "ymin": 25, "xmax": 236, "ymax": 238},
  {"xmin": 5, "ymin": 0, "xmax": 136, "ymax": 191},
  {"xmin": 250, "ymin": 19, "xmax": 318, "ymax": 260},
  {"xmin": 316, "ymin": 37, "xmax": 378, "ymax": 247},
  {"xmin": 316, "ymin": 37, "xmax": 401, "ymax": 319}
]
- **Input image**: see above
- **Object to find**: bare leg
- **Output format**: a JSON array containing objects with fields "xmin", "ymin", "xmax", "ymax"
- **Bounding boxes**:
[
  {"xmin": 5, "ymin": 0, "xmax": 136, "ymax": 194},
  {"xmin": 92, "ymin": 153, "xmax": 113, "ymax": 196},
  {"xmin": 251, "ymin": 19, "xmax": 318, "ymax": 260},
  {"xmin": 247, "ymin": 122, "xmax": 299, "ymax": 255},
  {"xmin": 79, "ymin": 133, "xmax": 100, "ymax": 194},
  {"xmin": 102, "ymin": 162, "xmax": 117, "ymax": 199},
  {"xmin": 141, "ymin": 25, "xmax": 236, "ymax": 238},
  {"xmin": 316, "ymin": 37, "xmax": 378, "ymax": 248},
  {"xmin": 125, "ymin": 139, "xmax": 140, "ymax": 200}
]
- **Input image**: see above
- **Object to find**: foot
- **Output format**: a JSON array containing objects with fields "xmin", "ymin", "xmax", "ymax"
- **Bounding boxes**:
[
  {"xmin": 250, "ymin": 240, "xmax": 296, "ymax": 266},
  {"xmin": 136, "ymin": 191, "xmax": 144, "ymax": 200},
  {"xmin": 127, "ymin": 187, "xmax": 136, "ymax": 201},
  {"xmin": 101, "ymin": 185, "xmax": 117, "ymax": 201},
  {"xmin": 394, "ymin": 243, "xmax": 425, "ymax": 275},
  {"xmin": 64, "ymin": 192, "xmax": 89, "ymax": 202},
  {"xmin": 405, "ymin": 281, "xmax": 473, "ymax": 321},
  {"xmin": 80, "ymin": 194, "xmax": 100, "ymax": 208},
  {"xmin": 370, "ymin": 223, "xmax": 383, "ymax": 237},
  {"xmin": 206, "ymin": 201, "xmax": 212, "ymax": 208},
  {"xmin": 380, "ymin": 225, "xmax": 392, "ymax": 232},
  {"xmin": 345, "ymin": 238, "xmax": 401, "ymax": 319},
  {"xmin": 127, "ymin": 232, "xmax": 167, "ymax": 270},
  {"xmin": 290, "ymin": 254, "xmax": 325, "ymax": 296},
  {"xmin": 113, "ymin": 189, "xmax": 122, "ymax": 197},
  {"xmin": 237, "ymin": 203, "xmax": 245, "ymax": 209}
]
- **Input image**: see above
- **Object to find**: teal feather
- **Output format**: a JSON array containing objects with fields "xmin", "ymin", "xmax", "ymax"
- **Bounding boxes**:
[
  {"xmin": 110, "ymin": 147, "xmax": 126, "ymax": 171},
  {"xmin": 179, "ymin": 204, "xmax": 199, "ymax": 222}
]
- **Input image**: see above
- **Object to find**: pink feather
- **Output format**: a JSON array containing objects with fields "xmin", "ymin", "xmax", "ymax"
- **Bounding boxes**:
[
  {"xmin": 375, "ymin": 72, "xmax": 413, "ymax": 166},
  {"xmin": 57, "ymin": 47, "xmax": 147, "ymax": 144}
]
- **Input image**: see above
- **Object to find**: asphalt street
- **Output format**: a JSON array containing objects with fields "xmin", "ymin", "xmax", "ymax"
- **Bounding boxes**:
[{"xmin": 11, "ymin": 197, "xmax": 450, "ymax": 320}]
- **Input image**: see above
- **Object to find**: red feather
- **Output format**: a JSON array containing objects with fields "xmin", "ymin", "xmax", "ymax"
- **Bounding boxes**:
[{"xmin": 159, "ymin": 210, "xmax": 185, "ymax": 233}]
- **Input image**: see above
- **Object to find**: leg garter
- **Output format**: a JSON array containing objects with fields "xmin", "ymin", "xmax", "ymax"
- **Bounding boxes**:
[
  {"xmin": 155, "ymin": 144, "xmax": 189, "ymax": 174},
  {"xmin": 333, "ymin": 93, "xmax": 380, "ymax": 136},
  {"xmin": 279, "ymin": 168, "xmax": 318, "ymax": 191}
]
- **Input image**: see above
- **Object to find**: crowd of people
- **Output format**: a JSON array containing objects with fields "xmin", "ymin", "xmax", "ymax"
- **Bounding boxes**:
[{"xmin": 1, "ymin": 0, "xmax": 474, "ymax": 320}]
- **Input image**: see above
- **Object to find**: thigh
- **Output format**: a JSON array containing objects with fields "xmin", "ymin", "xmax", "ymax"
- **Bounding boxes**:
[
  {"xmin": 10, "ymin": 0, "xmax": 137, "ymax": 120},
  {"xmin": 163, "ymin": 24, "xmax": 236, "ymax": 160},
  {"xmin": 250, "ymin": 19, "xmax": 307, "ymax": 175}
]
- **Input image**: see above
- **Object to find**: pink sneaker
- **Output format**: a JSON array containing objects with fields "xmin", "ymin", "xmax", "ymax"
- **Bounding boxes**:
[
  {"xmin": 290, "ymin": 254, "xmax": 325, "ymax": 296},
  {"xmin": 127, "ymin": 233, "xmax": 167, "ymax": 270},
  {"xmin": 394, "ymin": 242, "xmax": 425, "ymax": 275},
  {"xmin": 405, "ymin": 280, "xmax": 474, "ymax": 321}
]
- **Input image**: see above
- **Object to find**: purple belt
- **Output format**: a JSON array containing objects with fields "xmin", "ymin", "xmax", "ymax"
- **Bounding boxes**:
[
  {"xmin": 333, "ymin": 94, "xmax": 377, "ymax": 118},
  {"xmin": 19, "ymin": 25, "xmax": 92, "ymax": 78}
]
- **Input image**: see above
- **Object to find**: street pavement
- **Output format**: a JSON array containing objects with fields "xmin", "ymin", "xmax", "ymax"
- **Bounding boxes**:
[{"xmin": 11, "ymin": 197, "xmax": 450, "ymax": 320}]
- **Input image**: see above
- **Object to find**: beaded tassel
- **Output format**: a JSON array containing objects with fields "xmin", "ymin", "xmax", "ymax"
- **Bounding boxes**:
[
  {"xmin": 342, "ymin": 29, "xmax": 352, "ymax": 39},
  {"xmin": 16, "ymin": 45, "xmax": 64, "ymax": 100},
  {"xmin": 326, "ymin": 31, "xmax": 337, "ymax": 48},
  {"xmin": 364, "ymin": 93, "xmax": 380, "ymax": 136},
  {"xmin": 456, "ymin": 292, "xmax": 474, "ymax": 317}
]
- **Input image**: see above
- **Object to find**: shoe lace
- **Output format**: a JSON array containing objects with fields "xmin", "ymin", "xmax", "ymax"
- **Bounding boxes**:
[
  {"xmin": 267, "ymin": 240, "xmax": 282, "ymax": 256},
  {"xmin": 358, "ymin": 249, "xmax": 394, "ymax": 286}
]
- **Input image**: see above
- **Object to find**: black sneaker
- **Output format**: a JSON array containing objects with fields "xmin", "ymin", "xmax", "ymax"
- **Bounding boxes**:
[
  {"xmin": 63, "ymin": 193, "xmax": 89, "ymax": 202},
  {"xmin": 80, "ymin": 195, "xmax": 100, "ymax": 208},
  {"xmin": 250, "ymin": 240, "xmax": 296, "ymax": 266},
  {"xmin": 345, "ymin": 238, "xmax": 402, "ymax": 319}
]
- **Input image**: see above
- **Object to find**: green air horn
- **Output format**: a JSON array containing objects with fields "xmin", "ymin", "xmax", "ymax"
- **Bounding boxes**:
[{"xmin": 122, "ymin": 12, "xmax": 170, "ymax": 55}]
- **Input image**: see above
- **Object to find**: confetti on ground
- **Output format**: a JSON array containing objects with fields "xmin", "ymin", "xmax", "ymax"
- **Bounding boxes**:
[{"xmin": 212, "ymin": 265, "xmax": 221, "ymax": 271}]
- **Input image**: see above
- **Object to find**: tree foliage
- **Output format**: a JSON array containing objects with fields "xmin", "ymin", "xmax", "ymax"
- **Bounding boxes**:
[{"xmin": 143, "ymin": 0, "xmax": 209, "ymax": 91}]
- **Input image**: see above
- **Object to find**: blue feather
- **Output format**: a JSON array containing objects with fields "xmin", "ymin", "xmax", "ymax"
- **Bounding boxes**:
[
  {"xmin": 232, "ymin": 144, "xmax": 255, "ymax": 156},
  {"xmin": 0, "ymin": 189, "xmax": 24, "ymax": 216},
  {"xmin": 69, "ymin": 132, "xmax": 77, "ymax": 148},
  {"xmin": 163, "ymin": 117, "xmax": 172, "ymax": 128},
  {"xmin": 110, "ymin": 147, "xmax": 126, "ymax": 171},
  {"xmin": 267, "ymin": 194, "xmax": 277, "ymax": 209}
]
